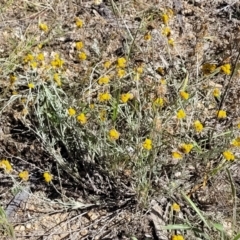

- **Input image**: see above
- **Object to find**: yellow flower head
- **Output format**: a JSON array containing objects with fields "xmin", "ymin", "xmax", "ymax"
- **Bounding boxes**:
[
  {"xmin": 36, "ymin": 53, "xmax": 44, "ymax": 61},
  {"xmin": 51, "ymin": 55, "xmax": 64, "ymax": 68},
  {"xmin": 24, "ymin": 53, "xmax": 34, "ymax": 63},
  {"xmin": 162, "ymin": 26, "xmax": 171, "ymax": 36},
  {"xmin": 144, "ymin": 32, "xmax": 152, "ymax": 41},
  {"xmin": 194, "ymin": 120, "xmax": 204, "ymax": 132},
  {"xmin": 121, "ymin": 93, "xmax": 133, "ymax": 103},
  {"xmin": 109, "ymin": 129, "xmax": 120, "ymax": 141},
  {"xmin": 103, "ymin": 60, "xmax": 111, "ymax": 69},
  {"xmin": 68, "ymin": 107, "xmax": 76, "ymax": 116},
  {"xmin": 231, "ymin": 137, "xmax": 240, "ymax": 147},
  {"xmin": 172, "ymin": 203, "xmax": 180, "ymax": 212},
  {"xmin": 75, "ymin": 41, "xmax": 84, "ymax": 50},
  {"xmin": 28, "ymin": 82, "xmax": 35, "ymax": 89},
  {"xmin": 0, "ymin": 159, "xmax": 12, "ymax": 173},
  {"xmin": 117, "ymin": 69, "xmax": 126, "ymax": 78},
  {"xmin": 53, "ymin": 73, "xmax": 62, "ymax": 86},
  {"xmin": 43, "ymin": 172, "xmax": 53, "ymax": 183},
  {"xmin": 98, "ymin": 75, "xmax": 110, "ymax": 85},
  {"xmin": 30, "ymin": 61, "xmax": 38, "ymax": 69},
  {"xmin": 117, "ymin": 57, "xmax": 127, "ymax": 68},
  {"xmin": 180, "ymin": 143, "xmax": 194, "ymax": 154},
  {"xmin": 75, "ymin": 17, "xmax": 83, "ymax": 28},
  {"xmin": 143, "ymin": 138, "xmax": 152, "ymax": 150},
  {"xmin": 39, "ymin": 23, "xmax": 49, "ymax": 32},
  {"xmin": 177, "ymin": 109, "xmax": 186, "ymax": 119},
  {"xmin": 221, "ymin": 64, "xmax": 231, "ymax": 75},
  {"xmin": 179, "ymin": 91, "xmax": 189, "ymax": 100},
  {"xmin": 10, "ymin": 74, "xmax": 17, "ymax": 85},
  {"xmin": 172, "ymin": 235, "xmax": 184, "ymax": 240},
  {"xmin": 98, "ymin": 92, "xmax": 111, "ymax": 102},
  {"xmin": 19, "ymin": 170, "xmax": 29, "ymax": 181},
  {"xmin": 99, "ymin": 109, "xmax": 107, "ymax": 121},
  {"xmin": 77, "ymin": 113, "xmax": 87, "ymax": 125},
  {"xmin": 213, "ymin": 88, "xmax": 221, "ymax": 98},
  {"xmin": 162, "ymin": 13, "xmax": 169, "ymax": 24},
  {"xmin": 168, "ymin": 38, "xmax": 174, "ymax": 46},
  {"xmin": 223, "ymin": 151, "xmax": 235, "ymax": 161},
  {"xmin": 78, "ymin": 52, "xmax": 87, "ymax": 60},
  {"xmin": 153, "ymin": 98, "xmax": 164, "ymax": 107},
  {"xmin": 172, "ymin": 151, "xmax": 183, "ymax": 159},
  {"xmin": 202, "ymin": 63, "xmax": 216, "ymax": 75},
  {"xmin": 136, "ymin": 66, "xmax": 144, "ymax": 74},
  {"xmin": 217, "ymin": 110, "xmax": 227, "ymax": 119}
]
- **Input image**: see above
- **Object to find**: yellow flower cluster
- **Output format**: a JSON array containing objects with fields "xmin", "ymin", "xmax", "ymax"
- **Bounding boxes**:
[
  {"xmin": 172, "ymin": 151, "xmax": 182, "ymax": 159},
  {"xmin": 180, "ymin": 143, "xmax": 194, "ymax": 154},
  {"xmin": 231, "ymin": 137, "xmax": 240, "ymax": 147},
  {"xmin": 153, "ymin": 98, "xmax": 164, "ymax": 107},
  {"xmin": 172, "ymin": 235, "xmax": 184, "ymax": 240},
  {"xmin": 43, "ymin": 172, "xmax": 53, "ymax": 182},
  {"xmin": 177, "ymin": 109, "xmax": 186, "ymax": 119},
  {"xmin": 53, "ymin": 73, "xmax": 62, "ymax": 86},
  {"xmin": 19, "ymin": 170, "xmax": 29, "ymax": 181},
  {"xmin": 223, "ymin": 151, "xmax": 235, "ymax": 161},
  {"xmin": 98, "ymin": 76, "xmax": 110, "ymax": 85},
  {"xmin": 117, "ymin": 57, "xmax": 127, "ymax": 68},
  {"xmin": 68, "ymin": 107, "xmax": 76, "ymax": 116},
  {"xmin": 217, "ymin": 110, "xmax": 227, "ymax": 119},
  {"xmin": 39, "ymin": 23, "xmax": 49, "ymax": 32},
  {"xmin": 51, "ymin": 54, "xmax": 64, "ymax": 68},
  {"xmin": 143, "ymin": 138, "xmax": 153, "ymax": 150},
  {"xmin": 75, "ymin": 17, "xmax": 83, "ymax": 28},
  {"xmin": 98, "ymin": 92, "xmax": 111, "ymax": 102},
  {"xmin": 77, "ymin": 113, "xmax": 87, "ymax": 125},
  {"xmin": 221, "ymin": 64, "xmax": 231, "ymax": 75},
  {"xmin": 172, "ymin": 203, "xmax": 180, "ymax": 212},
  {"xmin": 0, "ymin": 159, "xmax": 12, "ymax": 173},
  {"xmin": 109, "ymin": 129, "xmax": 120, "ymax": 140},
  {"xmin": 194, "ymin": 120, "xmax": 204, "ymax": 132},
  {"xmin": 179, "ymin": 91, "xmax": 189, "ymax": 100},
  {"xmin": 121, "ymin": 93, "xmax": 133, "ymax": 103}
]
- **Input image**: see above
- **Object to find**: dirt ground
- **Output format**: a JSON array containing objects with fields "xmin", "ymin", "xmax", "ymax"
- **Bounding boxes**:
[{"xmin": 0, "ymin": 0, "xmax": 240, "ymax": 239}]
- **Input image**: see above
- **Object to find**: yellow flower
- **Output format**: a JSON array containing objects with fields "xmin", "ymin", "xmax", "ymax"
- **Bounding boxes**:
[
  {"xmin": 19, "ymin": 171, "xmax": 29, "ymax": 181},
  {"xmin": 162, "ymin": 13, "xmax": 169, "ymax": 24},
  {"xmin": 36, "ymin": 53, "xmax": 44, "ymax": 61},
  {"xmin": 51, "ymin": 55, "xmax": 64, "ymax": 68},
  {"xmin": 179, "ymin": 91, "xmax": 189, "ymax": 100},
  {"xmin": 213, "ymin": 88, "xmax": 221, "ymax": 98},
  {"xmin": 153, "ymin": 98, "xmax": 164, "ymax": 107},
  {"xmin": 117, "ymin": 57, "xmax": 127, "ymax": 68},
  {"xmin": 0, "ymin": 159, "xmax": 12, "ymax": 173},
  {"xmin": 172, "ymin": 203, "xmax": 180, "ymax": 212},
  {"xmin": 98, "ymin": 92, "xmax": 111, "ymax": 102},
  {"xmin": 136, "ymin": 66, "xmax": 144, "ymax": 74},
  {"xmin": 99, "ymin": 109, "xmax": 107, "ymax": 121},
  {"xmin": 117, "ymin": 69, "xmax": 126, "ymax": 78},
  {"xmin": 194, "ymin": 120, "xmax": 204, "ymax": 132},
  {"xmin": 68, "ymin": 107, "xmax": 76, "ymax": 116},
  {"xmin": 177, "ymin": 109, "xmax": 186, "ymax": 119},
  {"xmin": 221, "ymin": 64, "xmax": 231, "ymax": 75},
  {"xmin": 78, "ymin": 52, "xmax": 87, "ymax": 60},
  {"xmin": 121, "ymin": 93, "xmax": 133, "ymax": 103},
  {"xmin": 53, "ymin": 73, "xmax": 62, "ymax": 86},
  {"xmin": 143, "ymin": 138, "xmax": 152, "ymax": 150},
  {"xmin": 89, "ymin": 104, "xmax": 95, "ymax": 109},
  {"xmin": 172, "ymin": 151, "xmax": 183, "ymax": 159},
  {"xmin": 231, "ymin": 137, "xmax": 240, "ymax": 147},
  {"xmin": 144, "ymin": 32, "xmax": 152, "ymax": 41},
  {"xmin": 104, "ymin": 60, "xmax": 111, "ymax": 69},
  {"xmin": 202, "ymin": 63, "xmax": 216, "ymax": 75},
  {"xmin": 28, "ymin": 82, "xmax": 35, "ymax": 89},
  {"xmin": 43, "ymin": 172, "xmax": 53, "ymax": 183},
  {"xmin": 98, "ymin": 75, "xmax": 110, "ymax": 85},
  {"xmin": 223, "ymin": 151, "xmax": 235, "ymax": 161},
  {"xmin": 172, "ymin": 235, "xmax": 184, "ymax": 240},
  {"xmin": 109, "ymin": 129, "xmax": 120, "ymax": 140},
  {"xmin": 162, "ymin": 26, "xmax": 171, "ymax": 36},
  {"xmin": 77, "ymin": 113, "xmax": 87, "ymax": 125},
  {"xmin": 217, "ymin": 110, "xmax": 227, "ymax": 119},
  {"xmin": 238, "ymin": 123, "xmax": 240, "ymax": 129},
  {"xmin": 24, "ymin": 53, "xmax": 34, "ymax": 63},
  {"xmin": 168, "ymin": 38, "xmax": 174, "ymax": 46},
  {"xmin": 30, "ymin": 61, "xmax": 38, "ymax": 68},
  {"xmin": 75, "ymin": 41, "xmax": 84, "ymax": 50},
  {"xmin": 75, "ymin": 17, "xmax": 83, "ymax": 28},
  {"xmin": 180, "ymin": 144, "xmax": 194, "ymax": 154},
  {"xmin": 10, "ymin": 74, "xmax": 17, "ymax": 85},
  {"xmin": 39, "ymin": 23, "xmax": 49, "ymax": 32}
]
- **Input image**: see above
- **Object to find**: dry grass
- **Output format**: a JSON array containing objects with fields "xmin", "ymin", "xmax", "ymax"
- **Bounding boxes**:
[{"xmin": 0, "ymin": 0, "xmax": 240, "ymax": 239}]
